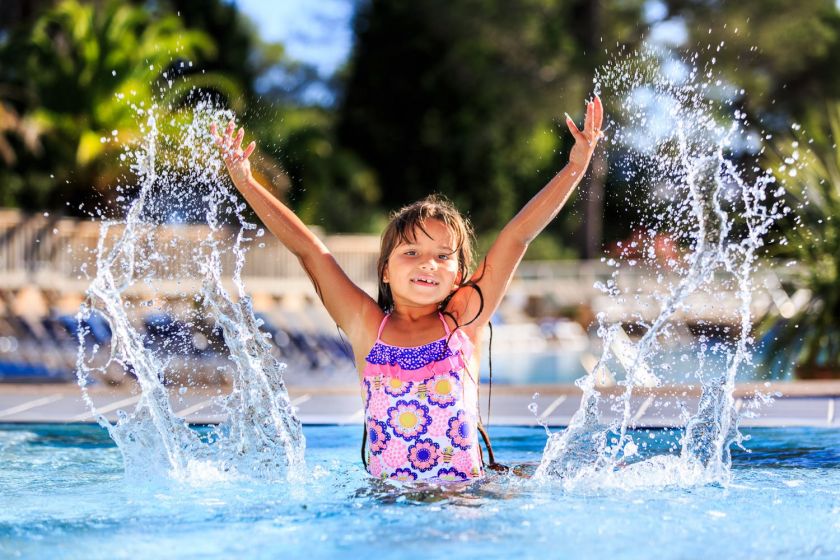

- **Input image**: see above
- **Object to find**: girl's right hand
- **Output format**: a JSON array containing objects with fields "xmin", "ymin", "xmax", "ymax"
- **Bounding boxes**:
[{"xmin": 210, "ymin": 120, "xmax": 257, "ymax": 186}]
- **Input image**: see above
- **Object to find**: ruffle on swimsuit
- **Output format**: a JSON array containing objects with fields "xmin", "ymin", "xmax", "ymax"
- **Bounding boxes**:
[{"xmin": 363, "ymin": 327, "xmax": 474, "ymax": 382}]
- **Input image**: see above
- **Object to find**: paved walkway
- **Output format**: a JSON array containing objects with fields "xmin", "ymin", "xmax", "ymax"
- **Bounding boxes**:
[{"xmin": 1, "ymin": 380, "xmax": 839, "ymax": 428}]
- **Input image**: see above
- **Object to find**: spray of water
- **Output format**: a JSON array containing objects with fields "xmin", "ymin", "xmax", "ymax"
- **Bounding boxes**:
[
  {"xmin": 535, "ymin": 48, "xmax": 787, "ymax": 489},
  {"xmin": 76, "ymin": 97, "xmax": 305, "ymax": 483}
]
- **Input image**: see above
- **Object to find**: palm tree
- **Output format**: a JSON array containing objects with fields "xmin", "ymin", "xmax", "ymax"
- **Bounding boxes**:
[
  {"xmin": 760, "ymin": 102, "xmax": 840, "ymax": 378},
  {"xmin": 0, "ymin": 0, "xmax": 243, "ymax": 210}
]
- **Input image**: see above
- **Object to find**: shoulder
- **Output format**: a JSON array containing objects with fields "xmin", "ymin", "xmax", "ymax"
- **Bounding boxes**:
[
  {"xmin": 443, "ymin": 285, "xmax": 488, "ymax": 334},
  {"xmin": 441, "ymin": 310, "xmax": 483, "ymax": 346},
  {"xmin": 347, "ymin": 304, "xmax": 387, "ymax": 363}
]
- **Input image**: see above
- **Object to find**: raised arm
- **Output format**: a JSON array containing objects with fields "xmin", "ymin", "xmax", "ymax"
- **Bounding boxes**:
[
  {"xmin": 210, "ymin": 121, "xmax": 381, "ymax": 341},
  {"xmin": 451, "ymin": 96, "xmax": 605, "ymax": 327}
]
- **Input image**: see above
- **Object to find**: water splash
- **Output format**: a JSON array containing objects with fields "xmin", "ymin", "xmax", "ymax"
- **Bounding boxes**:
[
  {"xmin": 76, "ymin": 99, "xmax": 305, "ymax": 483},
  {"xmin": 535, "ymin": 48, "xmax": 787, "ymax": 488}
]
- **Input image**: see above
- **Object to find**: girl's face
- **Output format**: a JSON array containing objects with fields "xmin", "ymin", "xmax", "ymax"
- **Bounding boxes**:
[{"xmin": 383, "ymin": 219, "xmax": 461, "ymax": 308}]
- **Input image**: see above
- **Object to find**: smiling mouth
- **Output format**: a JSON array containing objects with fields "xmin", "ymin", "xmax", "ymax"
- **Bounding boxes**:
[{"xmin": 411, "ymin": 277, "xmax": 440, "ymax": 287}]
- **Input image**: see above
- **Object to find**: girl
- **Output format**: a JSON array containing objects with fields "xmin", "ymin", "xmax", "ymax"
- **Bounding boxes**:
[{"xmin": 211, "ymin": 95, "xmax": 604, "ymax": 481}]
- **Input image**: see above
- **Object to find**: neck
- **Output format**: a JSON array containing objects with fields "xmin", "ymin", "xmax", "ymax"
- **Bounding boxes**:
[{"xmin": 390, "ymin": 303, "xmax": 440, "ymax": 322}]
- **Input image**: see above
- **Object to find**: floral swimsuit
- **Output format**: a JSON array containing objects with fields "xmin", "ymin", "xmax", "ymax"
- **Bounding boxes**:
[{"xmin": 362, "ymin": 313, "xmax": 484, "ymax": 482}]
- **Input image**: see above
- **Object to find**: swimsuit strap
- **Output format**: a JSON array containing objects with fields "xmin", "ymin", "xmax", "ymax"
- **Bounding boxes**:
[
  {"xmin": 375, "ymin": 313, "xmax": 390, "ymax": 342},
  {"xmin": 374, "ymin": 312, "xmax": 451, "ymax": 344},
  {"xmin": 438, "ymin": 312, "xmax": 451, "ymax": 336}
]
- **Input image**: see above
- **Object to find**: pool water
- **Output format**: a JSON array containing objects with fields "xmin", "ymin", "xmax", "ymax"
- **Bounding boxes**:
[
  {"xmin": 1, "ymin": 424, "xmax": 838, "ymax": 559},
  {"xmin": 482, "ymin": 341, "xmax": 773, "ymax": 385}
]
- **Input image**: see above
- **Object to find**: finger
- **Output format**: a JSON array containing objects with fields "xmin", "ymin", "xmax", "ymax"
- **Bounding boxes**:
[
  {"xmin": 594, "ymin": 95, "xmax": 604, "ymax": 131},
  {"xmin": 210, "ymin": 123, "xmax": 222, "ymax": 144},
  {"xmin": 582, "ymin": 102, "xmax": 590, "ymax": 137},
  {"xmin": 222, "ymin": 122, "xmax": 239, "ymax": 152},
  {"xmin": 220, "ymin": 134, "xmax": 232, "ymax": 154},
  {"xmin": 567, "ymin": 121, "xmax": 588, "ymax": 145},
  {"xmin": 585, "ymin": 101, "xmax": 595, "ymax": 136},
  {"xmin": 565, "ymin": 112, "xmax": 581, "ymax": 135},
  {"xmin": 242, "ymin": 141, "xmax": 256, "ymax": 160},
  {"xmin": 234, "ymin": 127, "xmax": 245, "ymax": 151}
]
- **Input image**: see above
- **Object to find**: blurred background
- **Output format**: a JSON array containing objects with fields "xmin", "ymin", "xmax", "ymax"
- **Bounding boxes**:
[{"xmin": 0, "ymin": 0, "xmax": 838, "ymax": 386}]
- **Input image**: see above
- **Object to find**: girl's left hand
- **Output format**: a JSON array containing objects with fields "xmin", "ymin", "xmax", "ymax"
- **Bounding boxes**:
[{"xmin": 566, "ymin": 95, "xmax": 605, "ymax": 174}]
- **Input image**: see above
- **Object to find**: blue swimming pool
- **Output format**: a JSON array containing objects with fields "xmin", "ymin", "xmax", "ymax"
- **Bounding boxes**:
[{"xmin": 1, "ymin": 424, "xmax": 838, "ymax": 559}]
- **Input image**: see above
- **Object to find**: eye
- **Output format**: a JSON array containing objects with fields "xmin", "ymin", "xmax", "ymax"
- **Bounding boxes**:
[
  {"xmin": 404, "ymin": 250, "xmax": 417, "ymax": 256},
  {"xmin": 438, "ymin": 254, "xmax": 450, "ymax": 260}
]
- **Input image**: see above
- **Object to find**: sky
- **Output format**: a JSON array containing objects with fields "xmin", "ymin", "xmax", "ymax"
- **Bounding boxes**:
[
  {"xmin": 229, "ymin": 0, "xmax": 687, "ymax": 105},
  {"xmin": 231, "ymin": 0, "xmax": 355, "ymax": 76},
  {"xmin": 230, "ymin": 1, "xmax": 686, "ymax": 75}
]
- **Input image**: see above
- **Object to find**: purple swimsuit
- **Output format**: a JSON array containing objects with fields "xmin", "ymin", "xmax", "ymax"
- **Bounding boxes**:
[{"xmin": 362, "ymin": 313, "xmax": 484, "ymax": 481}]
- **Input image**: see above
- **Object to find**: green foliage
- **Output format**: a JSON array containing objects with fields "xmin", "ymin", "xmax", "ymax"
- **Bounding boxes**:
[
  {"xmin": 159, "ymin": 0, "xmax": 261, "ymax": 101},
  {"xmin": 0, "ymin": 0, "xmax": 225, "ymax": 211},
  {"xmin": 760, "ymin": 102, "xmax": 840, "ymax": 376},
  {"xmin": 258, "ymin": 105, "xmax": 385, "ymax": 232},
  {"xmin": 0, "ymin": 0, "xmax": 380, "ymax": 232},
  {"xmin": 4, "ymin": 0, "xmax": 840, "ymax": 249},
  {"xmin": 337, "ymin": 0, "xmax": 645, "ymax": 237},
  {"xmin": 661, "ymin": 0, "xmax": 840, "ymax": 132}
]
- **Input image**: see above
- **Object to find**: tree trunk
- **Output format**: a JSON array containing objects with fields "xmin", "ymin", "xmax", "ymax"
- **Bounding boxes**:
[
  {"xmin": 582, "ymin": 150, "xmax": 607, "ymax": 258},
  {"xmin": 0, "ymin": 0, "xmax": 55, "ymax": 29},
  {"xmin": 577, "ymin": 0, "xmax": 606, "ymax": 259}
]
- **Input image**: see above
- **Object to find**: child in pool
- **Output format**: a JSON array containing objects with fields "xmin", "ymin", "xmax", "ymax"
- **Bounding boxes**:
[{"xmin": 211, "ymin": 95, "xmax": 604, "ymax": 481}]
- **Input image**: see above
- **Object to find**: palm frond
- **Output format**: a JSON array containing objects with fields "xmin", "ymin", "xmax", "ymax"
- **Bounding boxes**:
[{"xmin": 760, "ymin": 102, "xmax": 840, "ymax": 376}]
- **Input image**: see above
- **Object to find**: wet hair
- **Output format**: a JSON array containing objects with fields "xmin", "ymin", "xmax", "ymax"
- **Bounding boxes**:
[{"xmin": 376, "ymin": 194, "xmax": 475, "ymax": 314}]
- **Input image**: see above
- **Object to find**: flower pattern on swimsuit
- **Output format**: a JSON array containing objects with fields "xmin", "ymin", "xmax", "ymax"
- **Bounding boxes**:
[
  {"xmin": 427, "ymin": 405, "xmax": 451, "ymax": 437},
  {"xmin": 452, "ymin": 449, "xmax": 474, "ymax": 474},
  {"xmin": 366, "ymin": 418, "xmax": 390, "ymax": 455},
  {"xmin": 367, "ymin": 389, "xmax": 389, "ymax": 419},
  {"xmin": 427, "ymin": 374, "xmax": 458, "ymax": 408},
  {"xmin": 407, "ymin": 438, "xmax": 440, "ymax": 472},
  {"xmin": 436, "ymin": 466, "xmax": 468, "ymax": 482},
  {"xmin": 390, "ymin": 468, "xmax": 418, "ymax": 482},
  {"xmin": 382, "ymin": 439, "xmax": 408, "ymax": 468},
  {"xmin": 362, "ymin": 314, "xmax": 484, "ymax": 482},
  {"xmin": 447, "ymin": 409, "xmax": 473, "ymax": 450},
  {"xmin": 383, "ymin": 376, "xmax": 412, "ymax": 397},
  {"xmin": 363, "ymin": 378, "xmax": 372, "ymax": 405},
  {"xmin": 387, "ymin": 400, "xmax": 430, "ymax": 440}
]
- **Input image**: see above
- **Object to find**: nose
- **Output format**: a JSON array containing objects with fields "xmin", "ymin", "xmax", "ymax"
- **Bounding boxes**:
[{"xmin": 419, "ymin": 256, "xmax": 438, "ymax": 270}]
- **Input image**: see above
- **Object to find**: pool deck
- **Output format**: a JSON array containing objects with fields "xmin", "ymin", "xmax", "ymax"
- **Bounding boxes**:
[{"xmin": 1, "ymin": 380, "xmax": 839, "ymax": 428}]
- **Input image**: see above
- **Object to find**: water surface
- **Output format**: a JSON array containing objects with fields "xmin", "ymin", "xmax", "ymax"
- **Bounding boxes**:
[{"xmin": 2, "ymin": 424, "xmax": 837, "ymax": 559}]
